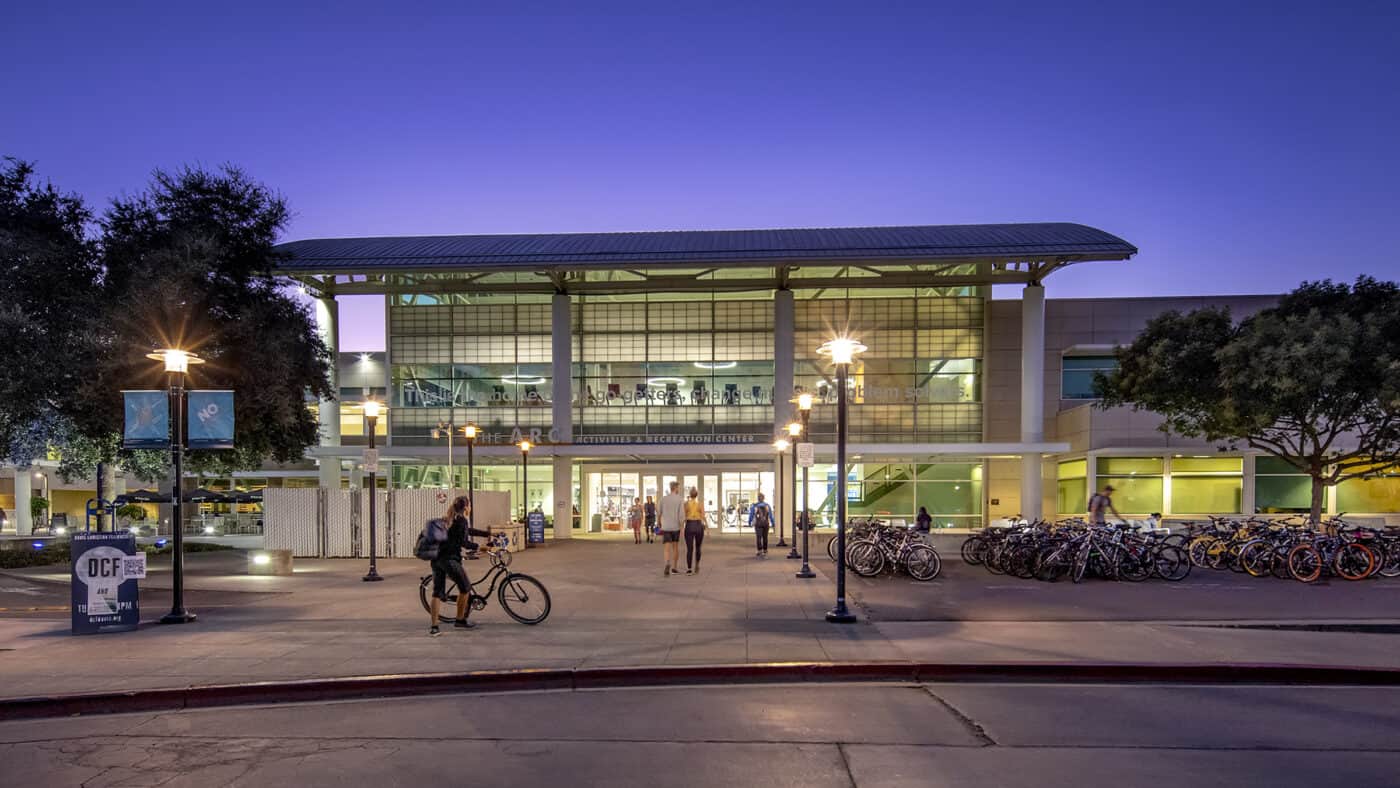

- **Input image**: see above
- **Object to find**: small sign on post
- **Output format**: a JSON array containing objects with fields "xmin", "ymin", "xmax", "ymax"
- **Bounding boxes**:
[
  {"xmin": 797, "ymin": 442, "xmax": 816, "ymax": 468},
  {"xmin": 71, "ymin": 531, "xmax": 144, "ymax": 635},
  {"xmin": 362, "ymin": 448, "xmax": 380, "ymax": 473}
]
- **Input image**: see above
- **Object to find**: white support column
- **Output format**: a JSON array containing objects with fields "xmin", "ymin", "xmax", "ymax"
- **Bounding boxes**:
[
  {"xmin": 318, "ymin": 456, "xmax": 342, "ymax": 489},
  {"xmin": 314, "ymin": 296, "xmax": 341, "ymax": 446},
  {"xmin": 552, "ymin": 456, "xmax": 572, "ymax": 539},
  {"xmin": 1241, "ymin": 454, "xmax": 1257, "ymax": 515},
  {"xmin": 14, "ymin": 467, "xmax": 33, "ymax": 535},
  {"xmin": 551, "ymin": 293, "xmax": 573, "ymax": 540},
  {"xmin": 350, "ymin": 463, "xmax": 364, "ymax": 490},
  {"xmin": 773, "ymin": 289, "xmax": 795, "ymax": 536},
  {"xmin": 1020, "ymin": 284, "xmax": 1046, "ymax": 520}
]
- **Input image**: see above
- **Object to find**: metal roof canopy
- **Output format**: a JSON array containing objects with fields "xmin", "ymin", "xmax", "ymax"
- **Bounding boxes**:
[{"xmin": 275, "ymin": 222, "xmax": 1135, "ymax": 296}]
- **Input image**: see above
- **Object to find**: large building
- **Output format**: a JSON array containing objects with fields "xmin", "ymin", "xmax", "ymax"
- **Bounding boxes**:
[
  {"xmin": 6, "ymin": 223, "xmax": 1396, "ymax": 535},
  {"xmin": 274, "ymin": 222, "xmax": 1400, "ymax": 536}
]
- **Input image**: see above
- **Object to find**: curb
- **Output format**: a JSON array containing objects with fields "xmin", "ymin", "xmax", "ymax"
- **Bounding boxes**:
[{"xmin": 6, "ymin": 661, "xmax": 1400, "ymax": 721}]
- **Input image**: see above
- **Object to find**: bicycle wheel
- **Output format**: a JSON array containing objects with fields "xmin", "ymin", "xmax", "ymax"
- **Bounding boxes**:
[
  {"xmin": 1118, "ymin": 544, "xmax": 1152, "ymax": 582},
  {"xmin": 1153, "ymin": 545, "xmax": 1191, "ymax": 581},
  {"xmin": 1035, "ymin": 548, "xmax": 1072, "ymax": 583},
  {"xmin": 847, "ymin": 540, "xmax": 885, "ymax": 577},
  {"xmin": 1188, "ymin": 537, "xmax": 1215, "ymax": 568},
  {"xmin": 1269, "ymin": 546, "xmax": 1294, "ymax": 580},
  {"xmin": 418, "ymin": 575, "xmax": 435, "ymax": 616},
  {"xmin": 1334, "ymin": 543, "xmax": 1376, "ymax": 581},
  {"xmin": 1380, "ymin": 542, "xmax": 1400, "ymax": 578},
  {"xmin": 960, "ymin": 536, "xmax": 987, "ymax": 566},
  {"xmin": 1239, "ymin": 541, "xmax": 1273, "ymax": 578},
  {"xmin": 904, "ymin": 545, "xmax": 941, "ymax": 581},
  {"xmin": 498, "ymin": 573, "xmax": 551, "ymax": 624},
  {"xmin": 825, "ymin": 535, "xmax": 840, "ymax": 562},
  {"xmin": 1287, "ymin": 544, "xmax": 1322, "ymax": 583}
]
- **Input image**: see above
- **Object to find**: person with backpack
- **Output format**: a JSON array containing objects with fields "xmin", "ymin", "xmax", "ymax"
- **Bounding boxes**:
[
  {"xmin": 420, "ymin": 495, "xmax": 492, "ymax": 637},
  {"xmin": 748, "ymin": 492, "xmax": 774, "ymax": 557},
  {"xmin": 1088, "ymin": 484, "xmax": 1123, "ymax": 526},
  {"xmin": 643, "ymin": 495, "xmax": 657, "ymax": 544}
]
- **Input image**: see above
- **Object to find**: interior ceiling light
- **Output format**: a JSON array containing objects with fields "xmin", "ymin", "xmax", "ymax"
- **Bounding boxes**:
[
  {"xmin": 646, "ymin": 377, "xmax": 685, "ymax": 387},
  {"xmin": 694, "ymin": 361, "xmax": 737, "ymax": 370},
  {"xmin": 501, "ymin": 375, "xmax": 546, "ymax": 385}
]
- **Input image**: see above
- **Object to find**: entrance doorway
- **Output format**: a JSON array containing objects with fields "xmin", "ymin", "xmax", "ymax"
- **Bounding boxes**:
[{"xmin": 583, "ymin": 467, "xmax": 774, "ymax": 534}]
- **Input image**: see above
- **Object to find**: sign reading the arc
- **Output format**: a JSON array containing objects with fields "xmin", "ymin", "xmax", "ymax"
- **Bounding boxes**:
[
  {"xmin": 187, "ymin": 390, "xmax": 235, "ymax": 449},
  {"xmin": 71, "ymin": 531, "xmax": 145, "ymax": 635},
  {"xmin": 526, "ymin": 511, "xmax": 546, "ymax": 545},
  {"xmin": 122, "ymin": 390, "xmax": 169, "ymax": 448}
]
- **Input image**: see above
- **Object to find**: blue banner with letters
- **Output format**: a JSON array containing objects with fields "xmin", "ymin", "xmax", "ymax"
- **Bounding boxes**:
[
  {"xmin": 187, "ymin": 390, "xmax": 235, "ymax": 449},
  {"xmin": 71, "ymin": 531, "xmax": 143, "ymax": 635},
  {"xmin": 122, "ymin": 390, "xmax": 169, "ymax": 449},
  {"xmin": 526, "ymin": 511, "xmax": 546, "ymax": 544}
]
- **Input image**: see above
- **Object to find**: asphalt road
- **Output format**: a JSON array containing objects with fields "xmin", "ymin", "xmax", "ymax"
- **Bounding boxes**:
[{"xmin": 3, "ymin": 681, "xmax": 1397, "ymax": 787}]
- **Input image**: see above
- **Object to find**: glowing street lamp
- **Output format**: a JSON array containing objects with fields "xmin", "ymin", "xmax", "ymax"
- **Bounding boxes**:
[
  {"xmin": 362, "ymin": 398, "xmax": 384, "ymax": 582},
  {"xmin": 464, "ymin": 423, "xmax": 479, "ymax": 509},
  {"xmin": 816, "ymin": 336, "xmax": 866, "ymax": 624},
  {"xmin": 145, "ymin": 347, "xmax": 205, "ymax": 624},
  {"xmin": 791, "ymin": 391, "xmax": 816, "ymax": 578}
]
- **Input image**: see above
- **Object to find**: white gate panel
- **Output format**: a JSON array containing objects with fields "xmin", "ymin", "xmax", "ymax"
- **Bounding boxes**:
[
  {"xmin": 264, "ymin": 488, "xmax": 321, "ymax": 557},
  {"xmin": 324, "ymin": 490, "xmax": 356, "ymax": 557},
  {"xmin": 359, "ymin": 489, "xmax": 392, "ymax": 559}
]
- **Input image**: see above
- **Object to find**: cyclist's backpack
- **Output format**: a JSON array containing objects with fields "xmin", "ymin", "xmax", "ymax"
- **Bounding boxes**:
[
  {"xmin": 415, "ymin": 518, "xmax": 448, "ymax": 561},
  {"xmin": 754, "ymin": 504, "xmax": 771, "ymax": 529}
]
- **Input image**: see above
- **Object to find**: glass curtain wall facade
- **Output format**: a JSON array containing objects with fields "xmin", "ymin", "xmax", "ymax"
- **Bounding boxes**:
[
  {"xmin": 389, "ymin": 289, "xmax": 553, "ymax": 446},
  {"xmin": 793, "ymin": 288, "xmax": 983, "ymax": 443},
  {"xmin": 573, "ymin": 290, "xmax": 774, "ymax": 442}
]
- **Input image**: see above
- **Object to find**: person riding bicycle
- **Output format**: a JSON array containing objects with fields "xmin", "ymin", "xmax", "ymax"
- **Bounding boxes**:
[
  {"xmin": 1088, "ymin": 485, "xmax": 1124, "ymax": 526},
  {"xmin": 428, "ymin": 495, "xmax": 492, "ymax": 637}
]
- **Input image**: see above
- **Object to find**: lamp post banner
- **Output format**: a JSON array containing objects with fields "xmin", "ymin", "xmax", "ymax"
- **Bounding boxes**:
[
  {"xmin": 122, "ymin": 390, "xmax": 169, "ymax": 449},
  {"xmin": 187, "ymin": 390, "xmax": 235, "ymax": 449},
  {"xmin": 70, "ymin": 531, "xmax": 142, "ymax": 635},
  {"xmin": 797, "ymin": 442, "xmax": 815, "ymax": 467}
]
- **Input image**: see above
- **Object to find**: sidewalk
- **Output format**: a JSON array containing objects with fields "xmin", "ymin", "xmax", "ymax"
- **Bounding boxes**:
[{"xmin": 5, "ymin": 537, "xmax": 1400, "ymax": 701}]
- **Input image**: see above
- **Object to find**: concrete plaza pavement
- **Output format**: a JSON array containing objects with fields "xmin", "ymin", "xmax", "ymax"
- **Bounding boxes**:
[
  {"xmin": 6, "ymin": 536, "xmax": 1400, "ymax": 701},
  {"xmin": 3, "ymin": 681, "xmax": 1398, "ymax": 787}
]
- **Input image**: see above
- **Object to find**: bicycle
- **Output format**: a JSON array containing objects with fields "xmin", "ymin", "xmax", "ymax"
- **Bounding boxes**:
[{"xmin": 419, "ymin": 547, "xmax": 552, "ymax": 625}]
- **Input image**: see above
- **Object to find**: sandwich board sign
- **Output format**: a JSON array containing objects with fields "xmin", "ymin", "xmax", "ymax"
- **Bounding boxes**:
[{"xmin": 71, "ymin": 531, "xmax": 145, "ymax": 635}]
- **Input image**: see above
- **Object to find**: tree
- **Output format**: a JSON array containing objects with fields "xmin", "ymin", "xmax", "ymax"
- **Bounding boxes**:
[
  {"xmin": 72, "ymin": 165, "xmax": 335, "ymax": 479},
  {"xmin": 1, "ymin": 159, "xmax": 333, "ymax": 526},
  {"xmin": 0, "ymin": 159, "xmax": 102, "ymax": 463},
  {"xmin": 1097, "ymin": 277, "xmax": 1400, "ymax": 524}
]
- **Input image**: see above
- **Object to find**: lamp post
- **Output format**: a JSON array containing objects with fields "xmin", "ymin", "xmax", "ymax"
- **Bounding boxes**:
[
  {"xmin": 518, "ymin": 440, "xmax": 532, "ymax": 522},
  {"xmin": 147, "ymin": 348, "xmax": 203, "ymax": 624},
  {"xmin": 772, "ymin": 437, "xmax": 789, "ymax": 550},
  {"xmin": 464, "ymin": 423, "xmax": 478, "ymax": 508},
  {"xmin": 431, "ymin": 421, "xmax": 455, "ymax": 489},
  {"xmin": 785, "ymin": 420, "xmax": 803, "ymax": 559},
  {"xmin": 362, "ymin": 398, "xmax": 384, "ymax": 582},
  {"xmin": 792, "ymin": 392, "xmax": 815, "ymax": 579},
  {"xmin": 818, "ymin": 336, "xmax": 866, "ymax": 624}
]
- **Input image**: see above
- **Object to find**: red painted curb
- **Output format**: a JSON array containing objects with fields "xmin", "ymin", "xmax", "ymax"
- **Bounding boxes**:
[{"xmin": 4, "ymin": 661, "xmax": 1400, "ymax": 721}]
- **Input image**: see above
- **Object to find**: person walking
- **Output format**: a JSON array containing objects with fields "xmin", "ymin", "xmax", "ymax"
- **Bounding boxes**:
[
  {"xmin": 748, "ymin": 492, "xmax": 774, "ymax": 557},
  {"xmin": 914, "ymin": 506, "xmax": 933, "ymax": 544},
  {"xmin": 628, "ymin": 497, "xmax": 644, "ymax": 544},
  {"xmin": 659, "ymin": 481, "xmax": 685, "ymax": 576},
  {"xmin": 428, "ymin": 495, "xmax": 491, "ymax": 637},
  {"xmin": 1088, "ymin": 484, "xmax": 1123, "ymax": 525},
  {"xmin": 683, "ymin": 487, "xmax": 706, "ymax": 575},
  {"xmin": 643, "ymin": 495, "xmax": 657, "ymax": 544}
]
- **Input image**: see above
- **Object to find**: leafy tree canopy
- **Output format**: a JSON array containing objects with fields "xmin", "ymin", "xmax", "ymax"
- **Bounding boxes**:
[{"xmin": 1097, "ymin": 276, "xmax": 1400, "ymax": 522}]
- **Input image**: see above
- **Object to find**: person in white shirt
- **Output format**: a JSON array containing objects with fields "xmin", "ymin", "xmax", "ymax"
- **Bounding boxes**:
[{"xmin": 658, "ymin": 481, "xmax": 685, "ymax": 576}]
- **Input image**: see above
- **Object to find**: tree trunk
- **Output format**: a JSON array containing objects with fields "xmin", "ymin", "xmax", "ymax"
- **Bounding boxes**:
[
  {"xmin": 96, "ymin": 463, "xmax": 118, "ymax": 531},
  {"xmin": 1309, "ymin": 475, "xmax": 1326, "ymax": 527}
]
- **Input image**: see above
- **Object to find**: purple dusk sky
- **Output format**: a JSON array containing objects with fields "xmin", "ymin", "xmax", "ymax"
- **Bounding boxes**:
[{"xmin": 5, "ymin": 2, "xmax": 1398, "ymax": 350}]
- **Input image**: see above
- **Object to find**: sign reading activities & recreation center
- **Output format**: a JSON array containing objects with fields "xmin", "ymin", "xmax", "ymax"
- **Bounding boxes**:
[{"xmin": 70, "ymin": 531, "xmax": 146, "ymax": 635}]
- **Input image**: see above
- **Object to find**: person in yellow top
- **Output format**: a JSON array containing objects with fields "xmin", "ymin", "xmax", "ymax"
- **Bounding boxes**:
[{"xmin": 682, "ymin": 487, "xmax": 707, "ymax": 575}]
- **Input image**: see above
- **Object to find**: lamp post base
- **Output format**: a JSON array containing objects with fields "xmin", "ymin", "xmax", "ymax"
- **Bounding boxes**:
[
  {"xmin": 825, "ymin": 607, "xmax": 857, "ymax": 624},
  {"xmin": 786, "ymin": 546, "xmax": 801, "ymax": 559},
  {"xmin": 362, "ymin": 571, "xmax": 385, "ymax": 582},
  {"xmin": 160, "ymin": 610, "xmax": 197, "ymax": 625},
  {"xmin": 796, "ymin": 565, "xmax": 815, "ymax": 579},
  {"xmin": 776, "ymin": 539, "xmax": 788, "ymax": 547}
]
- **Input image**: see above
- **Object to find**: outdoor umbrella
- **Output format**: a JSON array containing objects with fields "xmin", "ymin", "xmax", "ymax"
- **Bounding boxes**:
[
  {"xmin": 115, "ymin": 489, "xmax": 171, "ymax": 504},
  {"xmin": 183, "ymin": 488, "xmax": 231, "ymax": 504},
  {"xmin": 231, "ymin": 489, "xmax": 264, "ymax": 504}
]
